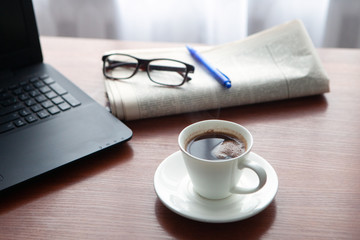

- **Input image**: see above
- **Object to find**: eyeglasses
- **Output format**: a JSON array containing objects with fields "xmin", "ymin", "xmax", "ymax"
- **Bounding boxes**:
[{"xmin": 102, "ymin": 53, "xmax": 195, "ymax": 86}]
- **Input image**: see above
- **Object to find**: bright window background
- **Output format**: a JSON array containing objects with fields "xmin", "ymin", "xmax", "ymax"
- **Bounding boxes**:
[{"xmin": 33, "ymin": 0, "xmax": 360, "ymax": 48}]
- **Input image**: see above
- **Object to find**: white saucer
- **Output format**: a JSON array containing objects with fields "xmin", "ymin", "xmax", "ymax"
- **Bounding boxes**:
[{"xmin": 154, "ymin": 151, "xmax": 278, "ymax": 223}]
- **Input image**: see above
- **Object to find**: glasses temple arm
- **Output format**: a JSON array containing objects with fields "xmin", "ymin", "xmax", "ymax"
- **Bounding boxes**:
[
  {"xmin": 148, "ymin": 65, "xmax": 193, "ymax": 81},
  {"xmin": 105, "ymin": 61, "xmax": 138, "ymax": 70}
]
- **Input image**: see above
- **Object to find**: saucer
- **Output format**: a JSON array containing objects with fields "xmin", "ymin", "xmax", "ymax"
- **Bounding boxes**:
[{"xmin": 154, "ymin": 151, "xmax": 278, "ymax": 223}]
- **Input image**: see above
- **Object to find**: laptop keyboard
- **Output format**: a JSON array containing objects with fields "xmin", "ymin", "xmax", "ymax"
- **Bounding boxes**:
[{"xmin": 0, "ymin": 74, "xmax": 81, "ymax": 134}]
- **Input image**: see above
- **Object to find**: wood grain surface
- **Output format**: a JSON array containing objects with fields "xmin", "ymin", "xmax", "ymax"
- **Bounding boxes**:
[{"xmin": 1, "ymin": 37, "xmax": 359, "ymax": 239}]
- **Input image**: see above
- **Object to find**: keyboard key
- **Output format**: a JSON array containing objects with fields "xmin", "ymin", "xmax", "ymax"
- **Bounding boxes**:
[
  {"xmin": 62, "ymin": 94, "xmax": 81, "ymax": 107},
  {"xmin": 52, "ymin": 96, "xmax": 64, "ymax": 105},
  {"xmin": 37, "ymin": 109, "xmax": 50, "ymax": 119},
  {"xmin": 39, "ymin": 86, "xmax": 51, "ymax": 94},
  {"xmin": 58, "ymin": 102, "xmax": 71, "ymax": 111},
  {"xmin": 0, "ymin": 103, "xmax": 24, "ymax": 116},
  {"xmin": 50, "ymin": 83, "xmax": 67, "ymax": 95},
  {"xmin": 31, "ymin": 104, "xmax": 43, "ymax": 112},
  {"xmin": 0, "ymin": 122, "xmax": 15, "ymax": 133},
  {"xmin": 14, "ymin": 119, "xmax": 26, "ymax": 127},
  {"xmin": 8, "ymin": 84, "xmax": 18, "ymax": 90},
  {"xmin": 19, "ymin": 108, "xmax": 31, "ymax": 117},
  {"xmin": 33, "ymin": 81, "xmax": 45, "ymax": 88},
  {"xmin": 25, "ymin": 114, "xmax": 37, "ymax": 123},
  {"xmin": 35, "ymin": 95, "xmax": 47, "ymax": 102},
  {"xmin": 48, "ymin": 106, "xmax": 61, "ymax": 115},
  {"xmin": 25, "ymin": 98, "xmax": 37, "ymax": 106},
  {"xmin": 45, "ymin": 91, "xmax": 57, "ymax": 99},
  {"xmin": 0, "ymin": 92, "xmax": 11, "ymax": 100},
  {"xmin": 40, "ymin": 74, "xmax": 49, "ymax": 80},
  {"xmin": 43, "ymin": 77, "xmax": 55, "ymax": 84},
  {"xmin": 29, "ymin": 89, "xmax": 40, "ymax": 97},
  {"xmin": 1, "ymin": 97, "xmax": 17, "ymax": 106},
  {"xmin": 29, "ymin": 77, "xmax": 39, "ymax": 83},
  {"xmin": 18, "ymin": 93, "xmax": 30, "ymax": 101},
  {"xmin": 19, "ymin": 80, "xmax": 29, "ymax": 86},
  {"xmin": 23, "ymin": 84, "xmax": 35, "ymax": 92},
  {"xmin": 13, "ymin": 88, "xmax": 23, "ymax": 95},
  {"xmin": 0, "ymin": 112, "xmax": 19, "ymax": 124},
  {"xmin": 41, "ymin": 100, "xmax": 54, "ymax": 108}
]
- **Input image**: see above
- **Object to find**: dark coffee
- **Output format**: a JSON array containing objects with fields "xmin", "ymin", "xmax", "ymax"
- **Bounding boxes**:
[{"xmin": 186, "ymin": 131, "xmax": 247, "ymax": 160}]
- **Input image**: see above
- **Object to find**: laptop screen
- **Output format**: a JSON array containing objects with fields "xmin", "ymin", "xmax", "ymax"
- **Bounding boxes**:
[{"xmin": 0, "ymin": 0, "xmax": 42, "ymax": 71}]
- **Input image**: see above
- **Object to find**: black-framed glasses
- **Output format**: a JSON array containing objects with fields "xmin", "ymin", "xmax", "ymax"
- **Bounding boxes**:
[{"xmin": 102, "ymin": 53, "xmax": 195, "ymax": 86}]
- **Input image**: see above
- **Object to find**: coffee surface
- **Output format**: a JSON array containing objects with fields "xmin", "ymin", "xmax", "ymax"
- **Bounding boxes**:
[{"xmin": 186, "ymin": 132, "xmax": 246, "ymax": 160}]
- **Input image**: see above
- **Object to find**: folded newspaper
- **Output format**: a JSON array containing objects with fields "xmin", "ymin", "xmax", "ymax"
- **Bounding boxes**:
[{"xmin": 104, "ymin": 20, "xmax": 330, "ymax": 121}]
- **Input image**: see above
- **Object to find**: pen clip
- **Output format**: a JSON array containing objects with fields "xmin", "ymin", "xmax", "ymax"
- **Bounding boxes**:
[{"xmin": 216, "ymin": 68, "xmax": 230, "ymax": 81}]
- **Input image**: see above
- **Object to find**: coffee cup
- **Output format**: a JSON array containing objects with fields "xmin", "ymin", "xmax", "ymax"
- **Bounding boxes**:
[{"xmin": 178, "ymin": 120, "xmax": 267, "ymax": 200}]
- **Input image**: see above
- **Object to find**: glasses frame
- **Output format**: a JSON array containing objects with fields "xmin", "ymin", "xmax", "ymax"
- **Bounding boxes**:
[{"xmin": 102, "ymin": 53, "xmax": 195, "ymax": 86}]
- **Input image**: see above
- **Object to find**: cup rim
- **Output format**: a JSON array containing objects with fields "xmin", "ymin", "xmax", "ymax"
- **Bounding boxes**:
[{"xmin": 178, "ymin": 120, "xmax": 253, "ymax": 163}]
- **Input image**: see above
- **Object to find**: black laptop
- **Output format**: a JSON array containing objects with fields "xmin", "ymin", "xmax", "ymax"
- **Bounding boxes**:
[{"xmin": 0, "ymin": 0, "xmax": 132, "ymax": 191}]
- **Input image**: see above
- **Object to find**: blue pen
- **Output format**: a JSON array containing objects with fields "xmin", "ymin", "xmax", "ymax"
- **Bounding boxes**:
[{"xmin": 186, "ymin": 45, "xmax": 231, "ymax": 88}]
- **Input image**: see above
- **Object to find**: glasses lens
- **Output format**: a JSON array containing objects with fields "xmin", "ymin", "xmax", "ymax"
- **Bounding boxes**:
[
  {"xmin": 104, "ymin": 54, "xmax": 138, "ymax": 79},
  {"xmin": 148, "ymin": 60, "xmax": 188, "ymax": 86}
]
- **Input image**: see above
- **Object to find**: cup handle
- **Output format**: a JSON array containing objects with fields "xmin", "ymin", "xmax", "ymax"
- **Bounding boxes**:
[{"xmin": 231, "ymin": 155, "xmax": 267, "ymax": 194}]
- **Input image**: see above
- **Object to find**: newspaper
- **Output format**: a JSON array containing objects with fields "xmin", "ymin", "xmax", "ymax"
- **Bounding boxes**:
[{"xmin": 104, "ymin": 20, "xmax": 330, "ymax": 120}]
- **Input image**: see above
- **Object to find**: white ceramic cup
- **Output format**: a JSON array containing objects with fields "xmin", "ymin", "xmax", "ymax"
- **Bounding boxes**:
[{"xmin": 178, "ymin": 120, "xmax": 267, "ymax": 200}]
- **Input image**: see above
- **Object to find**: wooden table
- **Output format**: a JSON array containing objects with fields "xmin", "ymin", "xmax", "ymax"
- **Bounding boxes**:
[{"xmin": 1, "ymin": 37, "xmax": 360, "ymax": 239}]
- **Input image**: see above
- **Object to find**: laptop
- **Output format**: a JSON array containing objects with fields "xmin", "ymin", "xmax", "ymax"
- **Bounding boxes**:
[{"xmin": 0, "ymin": 0, "xmax": 133, "ymax": 191}]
